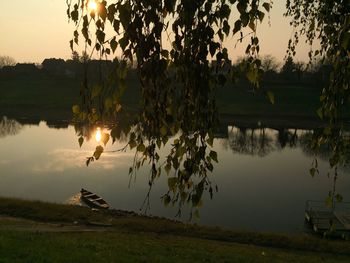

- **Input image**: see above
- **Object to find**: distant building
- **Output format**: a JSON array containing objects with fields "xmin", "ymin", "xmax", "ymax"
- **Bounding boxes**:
[
  {"xmin": 42, "ymin": 58, "xmax": 66, "ymax": 75},
  {"xmin": 14, "ymin": 63, "xmax": 39, "ymax": 74},
  {"xmin": 14, "ymin": 63, "xmax": 38, "ymax": 72}
]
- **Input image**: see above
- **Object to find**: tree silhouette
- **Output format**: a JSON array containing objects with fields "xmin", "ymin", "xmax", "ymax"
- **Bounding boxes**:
[
  {"xmin": 0, "ymin": 56, "xmax": 16, "ymax": 68},
  {"xmin": 66, "ymin": 0, "xmax": 350, "ymax": 212}
]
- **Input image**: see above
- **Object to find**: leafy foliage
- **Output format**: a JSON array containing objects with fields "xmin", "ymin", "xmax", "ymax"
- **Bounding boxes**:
[
  {"xmin": 285, "ymin": 1, "xmax": 350, "ymax": 208},
  {"xmin": 285, "ymin": 0, "xmax": 350, "ymax": 122},
  {"xmin": 66, "ymin": 0, "xmax": 273, "ymax": 213},
  {"xmin": 67, "ymin": 0, "xmax": 349, "ymax": 214}
]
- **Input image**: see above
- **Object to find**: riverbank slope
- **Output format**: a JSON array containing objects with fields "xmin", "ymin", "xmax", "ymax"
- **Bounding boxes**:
[{"xmin": 0, "ymin": 197, "xmax": 349, "ymax": 262}]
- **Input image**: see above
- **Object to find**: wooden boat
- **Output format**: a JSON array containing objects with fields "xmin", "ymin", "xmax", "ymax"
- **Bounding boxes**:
[{"xmin": 80, "ymin": 188, "xmax": 110, "ymax": 209}]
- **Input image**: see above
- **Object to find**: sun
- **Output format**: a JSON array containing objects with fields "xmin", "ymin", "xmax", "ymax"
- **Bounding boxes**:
[{"xmin": 88, "ymin": 0, "xmax": 97, "ymax": 12}]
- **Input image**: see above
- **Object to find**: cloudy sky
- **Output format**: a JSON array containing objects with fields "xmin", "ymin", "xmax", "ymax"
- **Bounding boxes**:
[{"xmin": 0, "ymin": 0, "xmax": 311, "ymax": 64}]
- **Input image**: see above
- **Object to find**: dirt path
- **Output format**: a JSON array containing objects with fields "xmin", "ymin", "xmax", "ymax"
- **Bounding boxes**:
[{"xmin": 0, "ymin": 216, "xmax": 113, "ymax": 232}]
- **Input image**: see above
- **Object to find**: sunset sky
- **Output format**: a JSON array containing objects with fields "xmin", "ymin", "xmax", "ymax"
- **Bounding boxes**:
[{"xmin": 0, "ymin": 0, "xmax": 312, "ymax": 64}]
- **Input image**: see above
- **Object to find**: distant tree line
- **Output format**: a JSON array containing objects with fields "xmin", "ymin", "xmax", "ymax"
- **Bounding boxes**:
[
  {"xmin": 0, "ymin": 53, "xmax": 115, "ymax": 81},
  {"xmin": 0, "ymin": 53, "xmax": 331, "ymax": 89},
  {"xmin": 231, "ymin": 55, "xmax": 332, "ymax": 89},
  {"xmin": 0, "ymin": 55, "xmax": 16, "ymax": 68}
]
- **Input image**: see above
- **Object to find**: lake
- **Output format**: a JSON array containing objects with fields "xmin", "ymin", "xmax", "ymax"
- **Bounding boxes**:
[{"xmin": 0, "ymin": 116, "xmax": 349, "ymax": 233}]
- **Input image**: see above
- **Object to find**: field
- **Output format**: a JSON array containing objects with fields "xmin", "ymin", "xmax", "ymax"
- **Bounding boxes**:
[{"xmin": 0, "ymin": 71, "xmax": 335, "ymax": 123}]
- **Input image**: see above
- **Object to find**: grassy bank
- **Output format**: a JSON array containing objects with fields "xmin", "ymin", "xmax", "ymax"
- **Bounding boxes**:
[
  {"xmin": 0, "ymin": 197, "xmax": 349, "ymax": 262},
  {"xmin": 216, "ymin": 84, "xmax": 322, "ymax": 118},
  {"xmin": 0, "ymin": 73, "xmax": 334, "ymax": 121},
  {"xmin": 2, "ymin": 229, "xmax": 349, "ymax": 263}
]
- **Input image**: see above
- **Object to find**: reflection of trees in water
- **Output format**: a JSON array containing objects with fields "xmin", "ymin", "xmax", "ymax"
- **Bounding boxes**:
[
  {"xmin": 299, "ymin": 129, "xmax": 349, "ymax": 210},
  {"xmin": 223, "ymin": 127, "xmax": 310, "ymax": 156},
  {"xmin": 299, "ymin": 132, "xmax": 325, "ymax": 158},
  {"xmin": 276, "ymin": 129, "xmax": 298, "ymax": 149},
  {"xmin": 225, "ymin": 127, "xmax": 275, "ymax": 157},
  {"xmin": 0, "ymin": 116, "xmax": 23, "ymax": 138},
  {"xmin": 299, "ymin": 131, "xmax": 350, "ymax": 167}
]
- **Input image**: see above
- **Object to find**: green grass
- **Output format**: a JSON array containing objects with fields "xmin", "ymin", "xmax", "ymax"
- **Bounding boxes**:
[
  {"xmin": 1, "ymin": 230, "xmax": 349, "ymax": 263},
  {"xmin": 215, "ymin": 84, "xmax": 323, "ymax": 118},
  {"xmin": 0, "ymin": 74, "xmax": 80, "ymax": 109},
  {"xmin": 0, "ymin": 196, "xmax": 349, "ymax": 263},
  {"xmin": 0, "ymin": 72, "xmax": 332, "ymax": 120}
]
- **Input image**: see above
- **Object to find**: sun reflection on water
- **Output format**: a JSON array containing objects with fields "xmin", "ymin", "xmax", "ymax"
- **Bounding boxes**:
[{"xmin": 95, "ymin": 127, "xmax": 102, "ymax": 143}]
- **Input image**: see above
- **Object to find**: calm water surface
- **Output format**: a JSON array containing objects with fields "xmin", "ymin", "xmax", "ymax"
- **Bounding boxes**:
[{"xmin": 0, "ymin": 118, "xmax": 349, "ymax": 233}]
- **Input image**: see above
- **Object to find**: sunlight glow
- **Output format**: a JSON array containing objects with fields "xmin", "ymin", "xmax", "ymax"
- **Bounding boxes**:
[
  {"xmin": 88, "ymin": 0, "xmax": 97, "ymax": 12},
  {"xmin": 95, "ymin": 128, "xmax": 102, "ymax": 143}
]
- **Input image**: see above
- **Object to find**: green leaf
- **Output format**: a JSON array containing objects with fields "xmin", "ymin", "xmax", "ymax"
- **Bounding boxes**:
[
  {"xmin": 222, "ymin": 20, "xmax": 230, "ymax": 36},
  {"xmin": 110, "ymin": 127, "xmax": 121, "ymax": 142},
  {"xmin": 325, "ymin": 195, "xmax": 333, "ymax": 208},
  {"xmin": 335, "ymin": 194, "xmax": 343, "ymax": 203},
  {"xmin": 78, "ymin": 137, "xmax": 84, "ymax": 148},
  {"xmin": 160, "ymin": 126, "xmax": 167, "ymax": 136},
  {"xmin": 113, "ymin": 20, "xmax": 120, "ymax": 32},
  {"xmin": 119, "ymin": 37, "xmax": 129, "ymax": 51},
  {"xmin": 161, "ymin": 49, "xmax": 169, "ymax": 58},
  {"xmin": 163, "ymin": 195, "xmax": 171, "ymax": 206},
  {"xmin": 207, "ymin": 163, "xmax": 214, "ymax": 172},
  {"xmin": 101, "ymin": 133, "xmax": 110, "ymax": 146},
  {"xmin": 257, "ymin": 11, "xmax": 265, "ymax": 22},
  {"xmin": 93, "ymin": 145, "xmax": 104, "ymax": 160},
  {"xmin": 233, "ymin": 20, "xmax": 242, "ymax": 35},
  {"xmin": 249, "ymin": 20, "xmax": 256, "ymax": 32},
  {"xmin": 209, "ymin": 42, "xmax": 219, "ymax": 57},
  {"xmin": 86, "ymin": 157, "xmax": 94, "ymax": 167},
  {"xmin": 209, "ymin": 150, "xmax": 218, "ymax": 163},
  {"xmin": 110, "ymin": 37, "xmax": 118, "ymax": 53},
  {"xmin": 267, "ymin": 91, "xmax": 275, "ymax": 104},
  {"xmin": 168, "ymin": 177, "xmax": 178, "ymax": 191},
  {"xmin": 206, "ymin": 136, "xmax": 214, "ymax": 147},
  {"xmin": 309, "ymin": 167, "xmax": 316, "ymax": 177},
  {"xmin": 262, "ymin": 2, "xmax": 270, "ymax": 12},
  {"xmin": 237, "ymin": 2, "xmax": 247, "ymax": 14},
  {"xmin": 96, "ymin": 30, "xmax": 105, "ymax": 44},
  {"xmin": 105, "ymin": 98, "xmax": 113, "ymax": 110},
  {"xmin": 72, "ymin": 105, "xmax": 80, "ymax": 114},
  {"xmin": 115, "ymin": 103, "xmax": 122, "ymax": 112},
  {"xmin": 316, "ymin": 108, "xmax": 323, "ymax": 119},
  {"xmin": 129, "ymin": 139, "xmax": 137, "ymax": 149},
  {"xmin": 241, "ymin": 13, "xmax": 249, "ymax": 27},
  {"xmin": 71, "ymin": 9, "xmax": 79, "ymax": 22},
  {"xmin": 137, "ymin": 143, "xmax": 146, "ymax": 152},
  {"xmin": 91, "ymin": 85, "xmax": 102, "ymax": 98},
  {"xmin": 217, "ymin": 29, "xmax": 224, "ymax": 42}
]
